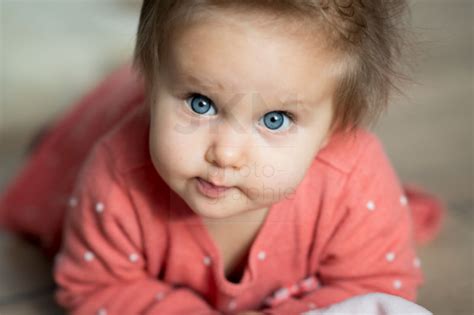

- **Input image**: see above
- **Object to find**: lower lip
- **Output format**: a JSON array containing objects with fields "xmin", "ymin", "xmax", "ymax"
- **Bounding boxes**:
[{"xmin": 195, "ymin": 177, "xmax": 231, "ymax": 198}]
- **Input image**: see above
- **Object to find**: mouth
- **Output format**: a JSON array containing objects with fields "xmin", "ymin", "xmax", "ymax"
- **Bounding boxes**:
[{"xmin": 195, "ymin": 177, "xmax": 232, "ymax": 198}]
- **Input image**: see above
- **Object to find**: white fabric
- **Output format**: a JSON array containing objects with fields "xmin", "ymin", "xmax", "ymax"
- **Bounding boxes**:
[{"xmin": 303, "ymin": 293, "xmax": 432, "ymax": 315}]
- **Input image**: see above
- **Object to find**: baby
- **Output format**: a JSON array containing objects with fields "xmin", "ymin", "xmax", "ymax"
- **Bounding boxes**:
[{"xmin": 0, "ymin": 0, "xmax": 440, "ymax": 314}]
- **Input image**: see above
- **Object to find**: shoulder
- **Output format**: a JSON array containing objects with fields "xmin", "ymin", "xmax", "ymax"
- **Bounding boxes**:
[
  {"xmin": 74, "ymin": 104, "xmax": 157, "ymax": 205},
  {"xmin": 319, "ymin": 127, "xmax": 405, "ymax": 215},
  {"xmin": 98, "ymin": 104, "xmax": 153, "ymax": 174},
  {"xmin": 82, "ymin": 102, "xmax": 171, "ymax": 205},
  {"xmin": 71, "ymin": 105, "xmax": 169, "ymax": 239},
  {"xmin": 293, "ymin": 128, "xmax": 396, "ymax": 226},
  {"xmin": 280, "ymin": 127, "xmax": 390, "ymax": 205},
  {"xmin": 316, "ymin": 127, "xmax": 389, "ymax": 175},
  {"xmin": 312, "ymin": 127, "xmax": 404, "ymax": 212}
]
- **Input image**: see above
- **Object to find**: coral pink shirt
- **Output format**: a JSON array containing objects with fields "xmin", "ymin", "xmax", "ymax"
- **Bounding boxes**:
[{"xmin": 53, "ymin": 102, "xmax": 423, "ymax": 315}]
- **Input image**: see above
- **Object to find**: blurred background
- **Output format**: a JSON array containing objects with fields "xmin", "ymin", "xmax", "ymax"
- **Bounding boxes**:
[{"xmin": 0, "ymin": 0, "xmax": 472, "ymax": 314}]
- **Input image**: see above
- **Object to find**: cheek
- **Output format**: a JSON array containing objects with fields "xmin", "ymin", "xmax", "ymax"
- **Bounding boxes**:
[
  {"xmin": 149, "ymin": 108, "xmax": 200, "ymax": 177},
  {"xmin": 272, "ymin": 159, "xmax": 308, "ymax": 190},
  {"xmin": 262, "ymin": 130, "xmax": 325, "ymax": 196},
  {"xmin": 251, "ymin": 147, "xmax": 312, "ymax": 203}
]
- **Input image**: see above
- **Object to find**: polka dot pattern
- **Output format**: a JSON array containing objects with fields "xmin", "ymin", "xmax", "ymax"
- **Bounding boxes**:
[
  {"xmin": 155, "ymin": 292, "xmax": 165, "ymax": 301},
  {"xmin": 366, "ymin": 200, "xmax": 376, "ymax": 211},
  {"xmin": 68, "ymin": 197, "xmax": 78, "ymax": 208},
  {"xmin": 413, "ymin": 257, "xmax": 421, "ymax": 268},
  {"xmin": 385, "ymin": 252, "xmax": 396, "ymax": 262},
  {"xmin": 274, "ymin": 287, "xmax": 290, "ymax": 299},
  {"xmin": 53, "ymin": 254, "xmax": 64, "ymax": 272},
  {"xmin": 203, "ymin": 256, "xmax": 212, "ymax": 266},
  {"xmin": 393, "ymin": 279, "xmax": 402, "ymax": 290},
  {"xmin": 400, "ymin": 195, "xmax": 408, "ymax": 206},
  {"xmin": 95, "ymin": 202, "xmax": 105, "ymax": 213},
  {"xmin": 129, "ymin": 253, "xmax": 139, "ymax": 263},
  {"xmin": 84, "ymin": 251, "xmax": 95, "ymax": 262},
  {"xmin": 47, "ymin": 121, "xmax": 425, "ymax": 312},
  {"xmin": 227, "ymin": 299, "xmax": 237, "ymax": 311}
]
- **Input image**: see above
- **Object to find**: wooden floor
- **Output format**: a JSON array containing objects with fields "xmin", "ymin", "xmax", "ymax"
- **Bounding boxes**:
[{"xmin": 0, "ymin": 1, "xmax": 472, "ymax": 314}]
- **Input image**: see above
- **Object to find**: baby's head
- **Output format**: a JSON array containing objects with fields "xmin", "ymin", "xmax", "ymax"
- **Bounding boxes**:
[{"xmin": 133, "ymin": 1, "xmax": 411, "ymax": 220}]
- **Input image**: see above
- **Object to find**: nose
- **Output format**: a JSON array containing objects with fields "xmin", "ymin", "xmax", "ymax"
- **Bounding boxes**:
[{"xmin": 204, "ymin": 118, "xmax": 248, "ymax": 170}]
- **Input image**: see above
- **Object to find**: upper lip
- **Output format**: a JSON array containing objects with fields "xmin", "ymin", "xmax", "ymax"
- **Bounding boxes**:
[{"xmin": 199, "ymin": 177, "xmax": 232, "ymax": 188}]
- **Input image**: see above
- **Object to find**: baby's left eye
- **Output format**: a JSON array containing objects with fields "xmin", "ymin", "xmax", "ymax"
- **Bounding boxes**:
[{"xmin": 258, "ymin": 111, "xmax": 294, "ymax": 132}]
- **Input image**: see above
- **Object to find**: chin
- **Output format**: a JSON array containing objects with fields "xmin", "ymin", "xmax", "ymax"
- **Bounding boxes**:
[
  {"xmin": 196, "ymin": 197, "xmax": 250, "ymax": 220},
  {"xmin": 198, "ymin": 211, "xmax": 231, "ymax": 220},
  {"xmin": 192, "ymin": 203, "xmax": 235, "ymax": 219}
]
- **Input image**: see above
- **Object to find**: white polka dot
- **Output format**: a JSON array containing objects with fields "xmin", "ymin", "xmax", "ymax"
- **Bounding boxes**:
[
  {"xmin": 228, "ymin": 299, "xmax": 237, "ymax": 311},
  {"xmin": 308, "ymin": 302, "xmax": 317, "ymax": 309},
  {"xmin": 155, "ymin": 292, "xmax": 165, "ymax": 301},
  {"xmin": 95, "ymin": 202, "xmax": 105, "ymax": 213},
  {"xmin": 393, "ymin": 279, "xmax": 403, "ymax": 290},
  {"xmin": 54, "ymin": 253, "xmax": 63, "ymax": 267},
  {"xmin": 68, "ymin": 197, "xmax": 78, "ymax": 208},
  {"xmin": 274, "ymin": 287, "xmax": 290, "ymax": 299},
  {"xmin": 203, "ymin": 256, "xmax": 212, "ymax": 266},
  {"xmin": 97, "ymin": 307, "xmax": 107, "ymax": 315},
  {"xmin": 129, "ymin": 253, "xmax": 139, "ymax": 263},
  {"xmin": 413, "ymin": 257, "xmax": 421, "ymax": 268},
  {"xmin": 257, "ymin": 251, "xmax": 267, "ymax": 261},
  {"xmin": 84, "ymin": 251, "xmax": 95, "ymax": 262},
  {"xmin": 366, "ymin": 200, "xmax": 376, "ymax": 211},
  {"xmin": 385, "ymin": 252, "xmax": 396, "ymax": 262},
  {"xmin": 400, "ymin": 195, "xmax": 408, "ymax": 206},
  {"xmin": 300, "ymin": 276, "xmax": 318, "ymax": 290}
]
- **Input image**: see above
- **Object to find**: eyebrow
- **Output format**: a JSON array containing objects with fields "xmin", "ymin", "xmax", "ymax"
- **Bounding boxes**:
[
  {"xmin": 183, "ymin": 74, "xmax": 225, "ymax": 91},
  {"xmin": 181, "ymin": 73, "xmax": 312, "ymax": 113}
]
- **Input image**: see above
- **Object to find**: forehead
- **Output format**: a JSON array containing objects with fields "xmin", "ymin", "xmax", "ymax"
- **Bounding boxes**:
[{"xmin": 162, "ymin": 7, "xmax": 342, "ymax": 105}]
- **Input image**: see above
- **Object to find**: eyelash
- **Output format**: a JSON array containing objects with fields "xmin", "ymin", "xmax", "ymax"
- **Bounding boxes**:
[{"xmin": 182, "ymin": 92, "xmax": 297, "ymax": 124}]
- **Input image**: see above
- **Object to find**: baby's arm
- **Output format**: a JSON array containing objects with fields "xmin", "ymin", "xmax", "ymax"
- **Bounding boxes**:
[
  {"xmin": 53, "ymin": 141, "xmax": 219, "ymax": 315},
  {"xmin": 260, "ymin": 134, "xmax": 423, "ymax": 314}
]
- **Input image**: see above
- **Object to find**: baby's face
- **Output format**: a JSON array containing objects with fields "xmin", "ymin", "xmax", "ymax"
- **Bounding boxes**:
[{"xmin": 149, "ymin": 8, "xmax": 340, "ymax": 220}]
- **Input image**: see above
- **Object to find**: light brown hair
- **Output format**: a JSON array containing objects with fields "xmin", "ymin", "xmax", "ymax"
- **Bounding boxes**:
[{"xmin": 133, "ymin": 0, "xmax": 414, "ymax": 135}]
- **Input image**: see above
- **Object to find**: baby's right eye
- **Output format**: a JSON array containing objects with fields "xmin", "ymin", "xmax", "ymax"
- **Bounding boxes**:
[{"xmin": 185, "ymin": 93, "xmax": 217, "ymax": 116}]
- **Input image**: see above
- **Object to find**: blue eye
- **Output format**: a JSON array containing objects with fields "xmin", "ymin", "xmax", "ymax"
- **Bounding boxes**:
[
  {"xmin": 259, "ymin": 111, "xmax": 294, "ymax": 132},
  {"xmin": 184, "ymin": 93, "xmax": 295, "ymax": 133},
  {"xmin": 186, "ymin": 93, "xmax": 217, "ymax": 116}
]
